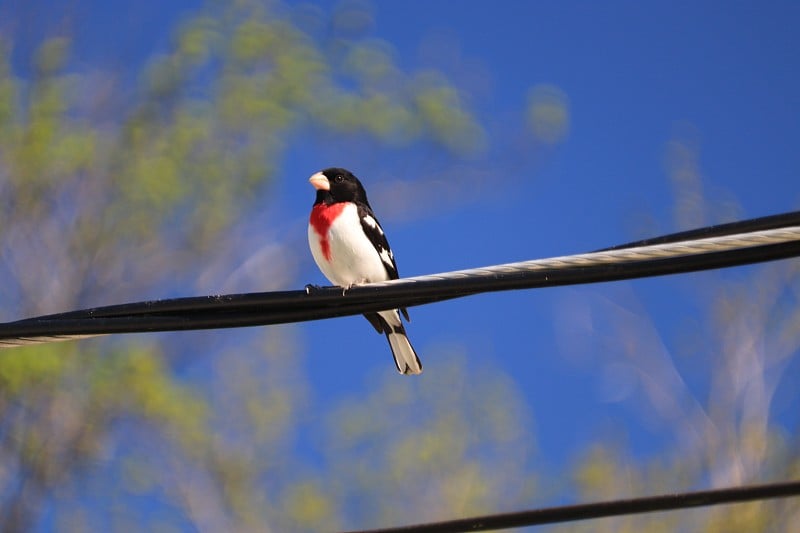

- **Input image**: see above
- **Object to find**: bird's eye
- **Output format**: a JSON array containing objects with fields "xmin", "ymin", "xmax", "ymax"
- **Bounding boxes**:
[{"xmin": 334, "ymin": 175, "xmax": 344, "ymax": 183}]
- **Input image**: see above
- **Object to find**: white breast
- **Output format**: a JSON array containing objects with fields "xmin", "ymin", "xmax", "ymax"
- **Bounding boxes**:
[{"xmin": 308, "ymin": 203, "xmax": 390, "ymax": 287}]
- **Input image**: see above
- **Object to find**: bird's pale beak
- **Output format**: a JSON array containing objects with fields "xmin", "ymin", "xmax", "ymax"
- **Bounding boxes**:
[{"xmin": 309, "ymin": 172, "xmax": 330, "ymax": 191}]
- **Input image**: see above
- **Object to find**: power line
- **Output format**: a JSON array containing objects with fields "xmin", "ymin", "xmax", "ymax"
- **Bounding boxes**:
[
  {"xmin": 2, "ymin": 212, "xmax": 800, "ymax": 531},
  {"xmin": 341, "ymin": 479, "xmax": 800, "ymax": 533},
  {"xmin": 598, "ymin": 209, "xmax": 800, "ymax": 250},
  {"xmin": 0, "ymin": 216, "xmax": 799, "ymax": 347}
]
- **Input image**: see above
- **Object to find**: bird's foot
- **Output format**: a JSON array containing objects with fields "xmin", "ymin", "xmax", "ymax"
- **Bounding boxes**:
[{"xmin": 305, "ymin": 284, "xmax": 323, "ymax": 295}]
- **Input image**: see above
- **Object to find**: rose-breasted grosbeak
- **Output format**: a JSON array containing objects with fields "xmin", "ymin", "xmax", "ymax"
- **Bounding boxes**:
[{"xmin": 308, "ymin": 168, "xmax": 423, "ymax": 375}]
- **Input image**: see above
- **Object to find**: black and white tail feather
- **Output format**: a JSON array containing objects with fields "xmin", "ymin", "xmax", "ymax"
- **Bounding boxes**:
[{"xmin": 364, "ymin": 310, "xmax": 422, "ymax": 375}]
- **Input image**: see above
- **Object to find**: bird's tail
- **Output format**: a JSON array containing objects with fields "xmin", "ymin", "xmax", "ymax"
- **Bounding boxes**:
[
  {"xmin": 385, "ymin": 325, "xmax": 423, "ymax": 375},
  {"xmin": 365, "ymin": 310, "xmax": 423, "ymax": 375}
]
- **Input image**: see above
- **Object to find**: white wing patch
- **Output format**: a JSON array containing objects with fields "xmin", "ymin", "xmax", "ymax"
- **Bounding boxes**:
[
  {"xmin": 379, "ymin": 248, "xmax": 393, "ymax": 268},
  {"xmin": 362, "ymin": 215, "xmax": 383, "ymax": 234}
]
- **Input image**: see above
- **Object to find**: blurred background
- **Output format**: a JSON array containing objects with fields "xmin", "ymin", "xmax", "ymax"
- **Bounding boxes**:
[{"xmin": 0, "ymin": 0, "xmax": 799, "ymax": 531}]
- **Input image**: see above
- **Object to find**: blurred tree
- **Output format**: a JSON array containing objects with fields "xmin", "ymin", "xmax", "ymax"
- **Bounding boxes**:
[
  {"xmin": 2, "ymin": 0, "xmax": 794, "ymax": 530},
  {"xmin": 559, "ymin": 132, "xmax": 800, "ymax": 532},
  {"xmin": 0, "ymin": 0, "xmax": 512, "ymax": 531},
  {"xmin": 324, "ymin": 354, "xmax": 535, "ymax": 529}
]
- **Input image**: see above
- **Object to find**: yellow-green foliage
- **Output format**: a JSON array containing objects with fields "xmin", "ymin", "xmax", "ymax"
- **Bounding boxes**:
[{"xmin": 0, "ymin": 0, "xmax": 491, "ymax": 529}]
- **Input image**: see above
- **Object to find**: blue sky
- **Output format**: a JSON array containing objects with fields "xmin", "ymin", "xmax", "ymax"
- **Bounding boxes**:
[
  {"xmin": 290, "ymin": 0, "xmax": 800, "ymax": 469},
  {"xmin": 5, "ymin": 0, "xmax": 800, "ymax": 522}
]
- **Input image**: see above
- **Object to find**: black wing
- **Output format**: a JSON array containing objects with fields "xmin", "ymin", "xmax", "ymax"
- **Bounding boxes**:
[
  {"xmin": 357, "ymin": 203, "xmax": 399, "ymax": 280},
  {"xmin": 357, "ymin": 203, "xmax": 410, "ymax": 322}
]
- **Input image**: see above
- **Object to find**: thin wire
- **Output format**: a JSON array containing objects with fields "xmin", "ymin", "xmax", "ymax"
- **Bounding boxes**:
[
  {"xmin": 598, "ymin": 209, "xmax": 800, "ymax": 251},
  {"xmin": 367, "ymin": 226, "xmax": 800, "ymax": 287},
  {"xmin": 340, "ymin": 479, "xmax": 800, "ymax": 533},
  {"xmin": 2, "ymin": 219, "xmax": 800, "ymax": 531},
  {"xmin": 0, "ymin": 223, "xmax": 799, "ymax": 347}
]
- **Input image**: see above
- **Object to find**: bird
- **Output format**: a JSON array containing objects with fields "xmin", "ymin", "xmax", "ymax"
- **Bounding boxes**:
[{"xmin": 307, "ymin": 167, "xmax": 423, "ymax": 375}]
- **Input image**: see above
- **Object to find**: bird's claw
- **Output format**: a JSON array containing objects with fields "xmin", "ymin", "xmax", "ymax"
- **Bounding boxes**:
[
  {"xmin": 305, "ymin": 284, "xmax": 322, "ymax": 295},
  {"xmin": 305, "ymin": 284, "xmax": 353, "ymax": 297}
]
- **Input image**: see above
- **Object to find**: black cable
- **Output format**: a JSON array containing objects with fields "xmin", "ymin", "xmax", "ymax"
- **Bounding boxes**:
[
  {"xmin": 598, "ymin": 210, "xmax": 800, "ymax": 251},
  {"xmin": 341, "ymin": 479, "xmax": 800, "ymax": 533},
  {"xmin": 0, "ymin": 215, "xmax": 799, "ymax": 342},
  {"xmin": 1, "ymin": 220, "xmax": 799, "ymax": 530},
  {"xmin": 1, "ymin": 237, "xmax": 798, "ymax": 340},
  {"xmin": 40, "ymin": 210, "xmax": 800, "ymax": 320}
]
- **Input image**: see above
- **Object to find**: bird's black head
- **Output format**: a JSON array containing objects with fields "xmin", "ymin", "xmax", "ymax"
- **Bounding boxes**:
[{"xmin": 309, "ymin": 167, "xmax": 370, "ymax": 206}]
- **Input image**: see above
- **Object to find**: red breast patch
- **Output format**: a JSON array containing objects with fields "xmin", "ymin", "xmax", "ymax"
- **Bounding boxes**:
[{"xmin": 310, "ymin": 202, "xmax": 346, "ymax": 260}]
